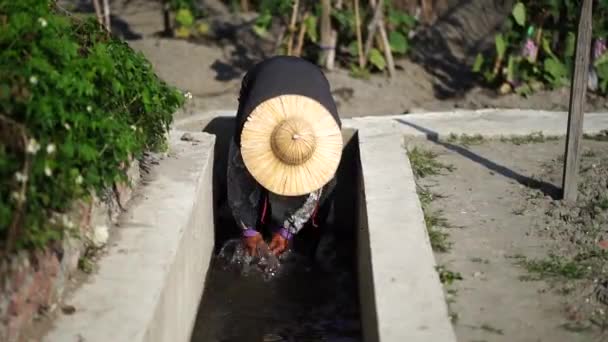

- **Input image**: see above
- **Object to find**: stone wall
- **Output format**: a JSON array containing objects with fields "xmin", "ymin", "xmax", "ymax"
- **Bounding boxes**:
[{"xmin": 0, "ymin": 159, "xmax": 142, "ymax": 342}]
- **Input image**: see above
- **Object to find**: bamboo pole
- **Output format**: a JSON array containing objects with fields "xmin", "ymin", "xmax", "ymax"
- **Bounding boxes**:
[
  {"xmin": 103, "ymin": 0, "xmax": 111, "ymax": 32},
  {"xmin": 363, "ymin": 0, "xmax": 384, "ymax": 65},
  {"xmin": 294, "ymin": 12, "xmax": 309, "ymax": 57},
  {"xmin": 92, "ymin": 0, "xmax": 103, "ymax": 26},
  {"xmin": 367, "ymin": 0, "xmax": 395, "ymax": 76},
  {"xmin": 326, "ymin": 30, "xmax": 337, "ymax": 70},
  {"xmin": 353, "ymin": 0, "xmax": 364, "ymax": 68},
  {"xmin": 286, "ymin": 0, "xmax": 300, "ymax": 55},
  {"xmin": 318, "ymin": 0, "xmax": 333, "ymax": 67}
]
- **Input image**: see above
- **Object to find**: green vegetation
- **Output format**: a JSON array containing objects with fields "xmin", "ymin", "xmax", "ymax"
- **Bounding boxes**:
[
  {"xmin": 500, "ymin": 131, "xmax": 559, "ymax": 145},
  {"xmin": 407, "ymin": 146, "xmax": 455, "ymax": 178},
  {"xmin": 473, "ymin": 1, "xmax": 608, "ymax": 95},
  {"xmin": 0, "ymin": 0, "xmax": 185, "ymax": 254},
  {"xmin": 446, "ymin": 133, "xmax": 485, "ymax": 147},
  {"xmin": 223, "ymin": 0, "xmax": 418, "ymax": 75}
]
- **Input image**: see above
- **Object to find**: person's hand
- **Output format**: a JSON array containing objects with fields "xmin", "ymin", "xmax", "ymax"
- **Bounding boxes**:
[
  {"xmin": 269, "ymin": 228, "xmax": 292, "ymax": 256},
  {"xmin": 242, "ymin": 230, "xmax": 265, "ymax": 256}
]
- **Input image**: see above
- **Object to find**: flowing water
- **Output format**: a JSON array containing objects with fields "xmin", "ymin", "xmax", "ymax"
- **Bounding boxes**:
[{"xmin": 191, "ymin": 231, "xmax": 362, "ymax": 342}]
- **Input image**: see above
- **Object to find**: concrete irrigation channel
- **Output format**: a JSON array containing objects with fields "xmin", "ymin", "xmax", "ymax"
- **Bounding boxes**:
[{"xmin": 44, "ymin": 108, "xmax": 608, "ymax": 341}]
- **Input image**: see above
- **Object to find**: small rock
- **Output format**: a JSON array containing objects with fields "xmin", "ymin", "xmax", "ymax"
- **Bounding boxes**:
[
  {"xmin": 61, "ymin": 305, "xmax": 76, "ymax": 315},
  {"xmin": 599, "ymin": 240, "xmax": 608, "ymax": 250},
  {"xmin": 473, "ymin": 271, "xmax": 483, "ymax": 278},
  {"xmin": 180, "ymin": 132, "xmax": 198, "ymax": 142}
]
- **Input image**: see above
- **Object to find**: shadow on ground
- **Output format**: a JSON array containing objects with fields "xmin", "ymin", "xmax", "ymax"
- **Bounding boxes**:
[{"xmin": 395, "ymin": 118, "xmax": 562, "ymax": 199}]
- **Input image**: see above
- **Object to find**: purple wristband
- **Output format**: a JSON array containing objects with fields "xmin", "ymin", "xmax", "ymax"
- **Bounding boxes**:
[
  {"xmin": 278, "ymin": 227, "xmax": 294, "ymax": 240},
  {"xmin": 242, "ymin": 228, "xmax": 258, "ymax": 238}
]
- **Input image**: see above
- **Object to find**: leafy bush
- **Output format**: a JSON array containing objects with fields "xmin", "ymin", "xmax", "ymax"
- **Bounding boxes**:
[
  {"xmin": 473, "ymin": 0, "xmax": 608, "ymax": 95},
  {"xmin": 0, "ymin": 0, "xmax": 185, "ymax": 252}
]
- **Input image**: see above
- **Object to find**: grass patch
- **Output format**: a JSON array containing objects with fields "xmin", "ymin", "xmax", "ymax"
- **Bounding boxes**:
[
  {"xmin": 500, "ymin": 131, "xmax": 559, "ymax": 145},
  {"xmin": 408, "ymin": 146, "xmax": 455, "ymax": 178},
  {"xmin": 446, "ymin": 133, "xmax": 485, "ymax": 146},
  {"xmin": 436, "ymin": 265, "xmax": 463, "ymax": 285},
  {"xmin": 470, "ymin": 257, "xmax": 490, "ymax": 264},
  {"xmin": 517, "ymin": 254, "xmax": 589, "ymax": 280},
  {"xmin": 480, "ymin": 323, "xmax": 504, "ymax": 335},
  {"xmin": 583, "ymin": 129, "xmax": 608, "ymax": 141}
]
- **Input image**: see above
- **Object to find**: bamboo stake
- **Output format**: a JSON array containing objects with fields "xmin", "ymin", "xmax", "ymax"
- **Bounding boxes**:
[
  {"xmin": 103, "ymin": 0, "xmax": 111, "ymax": 32},
  {"xmin": 363, "ymin": 0, "xmax": 384, "ymax": 65},
  {"xmin": 368, "ymin": 0, "xmax": 395, "ymax": 76},
  {"xmin": 241, "ymin": 0, "xmax": 249, "ymax": 12},
  {"xmin": 353, "ymin": 0, "xmax": 364, "ymax": 68},
  {"xmin": 326, "ymin": 30, "xmax": 337, "ymax": 70},
  {"xmin": 286, "ymin": 0, "xmax": 300, "ymax": 56},
  {"xmin": 294, "ymin": 12, "xmax": 309, "ymax": 57},
  {"xmin": 318, "ymin": 0, "xmax": 332, "ymax": 67},
  {"xmin": 92, "ymin": 0, "xmax": 103, "ymax": 26}
]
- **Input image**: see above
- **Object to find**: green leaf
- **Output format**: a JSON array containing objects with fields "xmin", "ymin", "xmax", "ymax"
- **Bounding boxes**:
[
  {"xmin": 472, "ymin": 53, "xmax": 484, "ymax": 73},
  {"xmin": 388, "ymin": 31, "xmax": 408, "ymax": 54},
  {"xmin": 175, "ymin": 8, "xmax": 194, "ymax": 27},
  {"xmin": 512, "ymin": 2, "xmax": 526, "ymax": 26},
  {"xmin": 304, "ymin": 15, "xmax": 318, "ymax": 43},
  {"xmin": 542, "ymin": 38, "xmax": 559, "ymax": 60},
  {"xmin": 543, "ymin": 58, "xmax": 568, "ymax": 86},
  {"xmin": 369, "ymin": 48, "xmax": 386, "ymax": 70},
  {"xmin": 565, "ymin": 32, "xmax": 576, "ymax": 57},
  {"xmin": 495, "ymin": 34, "xmax": 507, "ymax": 59}
]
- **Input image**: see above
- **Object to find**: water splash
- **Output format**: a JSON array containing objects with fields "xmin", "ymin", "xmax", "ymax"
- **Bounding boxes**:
[{"xmin": 217, "ymin": 238, "xmax": 282, "ymax": 281}]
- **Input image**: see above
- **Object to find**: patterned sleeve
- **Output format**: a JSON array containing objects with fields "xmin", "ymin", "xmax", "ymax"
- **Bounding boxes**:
[
  {"xmin": 226, "ymin": 139, "xmax": 263, "ymax": 232},
  {"xmin": 282, "ymin": 188, "xmax": 323, "ymax": 236}
]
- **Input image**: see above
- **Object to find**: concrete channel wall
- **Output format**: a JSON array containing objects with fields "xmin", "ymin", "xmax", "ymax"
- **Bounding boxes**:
[
  {"xmin": 175, "ymin": 113, "xmax": 457, "ymax": 342},
  {"xmin": 45, "ymin": 131, "xmax": 216, "ymax": 342}
]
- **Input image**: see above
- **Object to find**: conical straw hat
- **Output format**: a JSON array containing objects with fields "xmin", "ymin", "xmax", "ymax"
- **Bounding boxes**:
[{"xmin": 240, "ymin": 94, "xmax": 343, "ymax": 197}]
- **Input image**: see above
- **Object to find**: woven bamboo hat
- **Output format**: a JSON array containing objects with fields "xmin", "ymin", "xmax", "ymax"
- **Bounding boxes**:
[{"xmin": 240, "ymin": 94, "xmax": 343, "ymax": 197}]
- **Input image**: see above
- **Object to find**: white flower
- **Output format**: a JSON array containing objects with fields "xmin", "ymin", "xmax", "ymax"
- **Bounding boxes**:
[
  {"xmin": 44, "ymin": 166, "xmax": 52, "ymax": 177},
  {"xmin": 26, "ymin": 138, "xmax": 40, "ymax": 154},
  {"xmin": 91, "ymin": 225, "xmax": 109, "ymax": 248},
  {"xmin": 75, "ymin": 174, "xmax": 83, "ymax": 185},
  {"xmin": 86, "ymin": 105, "xmax": 92, "ymax": 113},
  {"xmin": 14, "ymin": 172, "xmax": 27, "ymax": 183},
  {"xmin": 130, "ymin": 125, "xmax": 137, "ymax": 131},
  {"xmin": 11, "ymin": 192, "xmax": 25, "ymax": 203},
  {"xmin": 29, "ymin": 75, "xmax": 38, "ymax": 85},
  {"xmin": 38, "ymin": 17, "xmax": 48, "ymax": 28},
  {"xmin": 62, "ymin": 215, "xmax": 75, "ymax": 229},
  {"xmin": 184, "ymin": 91, "xmax": 193, "ymax": 99},
  {"xmin": 64, "ymin": 123, "xmax": 71, "ymax": 130},
  {"xmin": 46, "ymin": 143, "xmax": 56, "ymax": 154}
]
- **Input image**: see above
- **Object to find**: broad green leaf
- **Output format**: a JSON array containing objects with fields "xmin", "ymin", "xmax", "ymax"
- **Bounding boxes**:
[
  {"xmin": 175, "ymin": 8, "xmax": 194, "ymax": 27},
  {"xmin": 369, "ymin": 48, "xmax": 386, "ymax": 70},
  {"xmin": 565, "ymin": 32, "xmax": 576, "ymax": 57},
  {"xmin": 305, "ymin": 15, "xmax": 318, "ymax": 43},
  {"xmin": 542, "ymin": 38, "xmax": 559, "ymax": 60},
  {"xmin": 543, "ymin": 58, "xmax": 568, "ymax": 86},
  {"xmin": 472, "ymin": 53, "xmax": 484, "ymax": 73},
  {"xmin": 495, "ymin": 34, "xmax": 507, "ymax": 59},
  {"xmin": 388, "ymin": 31, "xmax": 408, "ymax": 54},
  {"xmin": 348, "ymin": 41, "xmax": 359, "ymax": 56},
  {"xmin": 512, "ymin": 2, "xmax": 526, "ymax": 26}
]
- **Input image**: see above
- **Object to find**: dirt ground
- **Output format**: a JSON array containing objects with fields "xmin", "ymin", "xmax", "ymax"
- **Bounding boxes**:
[
  {"xmin": 405, "ymin": 134, "xmax": 608, "ymax": 342},
  {"xmin": 62, "ymin": 0, "xmax": 608, "ymax": 119}
]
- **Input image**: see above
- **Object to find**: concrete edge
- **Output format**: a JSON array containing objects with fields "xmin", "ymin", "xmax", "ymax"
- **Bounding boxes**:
[
  {"xmin": 356, "ymin": 129, "xmax": 458, "ymax": 342},
  {"xmin": 44, "ymin": 131, "xmax": 216, "ymax": 342}
]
